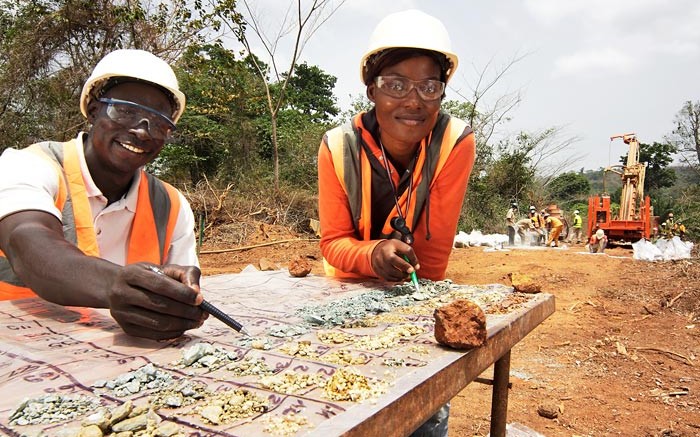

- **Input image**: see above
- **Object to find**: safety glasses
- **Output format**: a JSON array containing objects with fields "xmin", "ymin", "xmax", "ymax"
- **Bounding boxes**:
[
  {"xmin": 98, "ymin": 98, "xmax": 176, "ymax": 140},
  {"xmin": 374, "ymin": 76, "xmax": 445, "ymax": 101}
]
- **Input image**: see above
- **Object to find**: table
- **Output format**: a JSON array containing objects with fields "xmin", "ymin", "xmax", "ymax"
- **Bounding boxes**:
[{"xmin": 0, "ymin": 269, "xmax": 554, "ymax": 437}]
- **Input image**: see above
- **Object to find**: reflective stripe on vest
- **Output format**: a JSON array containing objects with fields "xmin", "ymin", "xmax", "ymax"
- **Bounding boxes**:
[
  {"xmin": 0, "ymin": 140, "xmax": 180, "ymax": 300},
  {"xmin": 325, "ymin": 112, "xmax": 472, "ymax": 240}
]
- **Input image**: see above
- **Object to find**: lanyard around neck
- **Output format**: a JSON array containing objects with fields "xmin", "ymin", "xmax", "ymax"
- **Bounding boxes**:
[{"xmin": 378, "ymin": 138, "xmax": 420, "ymax": 244}]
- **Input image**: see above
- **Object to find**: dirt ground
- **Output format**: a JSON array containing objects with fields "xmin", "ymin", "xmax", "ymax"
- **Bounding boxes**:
[{"xmin": 198, "ymin": 225, "xmax": 699, "ymax": 437}]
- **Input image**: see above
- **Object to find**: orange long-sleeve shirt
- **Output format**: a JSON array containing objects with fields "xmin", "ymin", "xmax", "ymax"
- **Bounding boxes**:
[{"xmin": 317, "ymin": 114, "xmax": 475, "ymax": 281}]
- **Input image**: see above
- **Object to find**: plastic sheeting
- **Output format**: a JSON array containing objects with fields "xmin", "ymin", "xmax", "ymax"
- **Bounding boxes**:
[
  {"xmin": 453, "ymin": 230, "xmax": 509, "ymax": 248},
  {"xmin": 632, "ymin": 236, "xmax": 694, "ymax": 261}
]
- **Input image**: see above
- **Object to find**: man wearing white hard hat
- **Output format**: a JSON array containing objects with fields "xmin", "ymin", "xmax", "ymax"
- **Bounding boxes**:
[
  {"xmin": 317, "ymin": 10, "xmax": 475, "ymax": 436},
  {"xmin": 569, "ymin": 209, "xmax": 583, "ymax": 244},
  {"xmin": 588, "ymin": 228, "xmax": 608, "ymax": 253},
  {"xmin": 0, "ymin": 49, "xmax": 206, "ymax": 340}
]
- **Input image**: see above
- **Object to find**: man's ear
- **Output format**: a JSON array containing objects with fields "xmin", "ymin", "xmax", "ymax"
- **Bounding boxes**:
[
  {"xmin": 86, "ymin": 99, "xmax": 101, "ymax": 123},
  {"xmin": 366, "ymin": 85, "xmax": 376, "ymax": 103}
]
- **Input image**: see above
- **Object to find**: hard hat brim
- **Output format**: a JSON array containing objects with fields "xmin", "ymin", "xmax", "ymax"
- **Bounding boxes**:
[
  {"xmin": 360, "ymin": 46, "xmax": 458, "ymax": 84},
  {"xmin": 80, "ymin": 73, "xmax": 186, "ymax": 123}
]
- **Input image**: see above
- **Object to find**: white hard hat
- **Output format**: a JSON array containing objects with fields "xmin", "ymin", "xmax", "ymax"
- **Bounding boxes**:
[
  {"xmin": 80, "ymin": 49, "xmax": 186, "ymax": 123},
  {"xmin": 360, "ymin": 10, "xmax": 458, "ymax": 84},
  {"xmin": 529, "ymin": 206, "xmax": 536, "ymax": 211},
  {"xmin": 595, "ymin": 229, "xmax": 604, "ymax": 239},
  {"xmin": 574, "ymin": 210, "xmax": 580, "ymax": 214}
]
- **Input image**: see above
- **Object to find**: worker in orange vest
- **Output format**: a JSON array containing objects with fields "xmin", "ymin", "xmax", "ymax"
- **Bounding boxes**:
[
  {"xmin": 588, "ymin": 229, "xmax": 608, "ymax": 253},
  {"xmin": 0, "ymin": 50, "xmax": 206, "ymax": 340},
  {"xmin": 529, "ymin": 206, "xmax": 546, "ymax": 245},
  {"xmin": 544, "ymin": 213, "xmax": 564, "ymax": 247},
  {"xmin": 316, "ymin": 10, "xmax": 474, "ymax": 435}
]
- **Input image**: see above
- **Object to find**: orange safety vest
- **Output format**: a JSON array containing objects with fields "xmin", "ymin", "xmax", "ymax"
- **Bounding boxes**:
[
  {"xmin": 323, "ymin": 112, "xmax": 472, "ymax": 277},
  {"xmin": 0, "ymin": 140, "xmax": 180, "ymax": 300}
]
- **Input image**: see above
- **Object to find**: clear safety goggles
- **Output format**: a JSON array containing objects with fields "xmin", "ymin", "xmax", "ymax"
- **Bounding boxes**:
[
  {"xmin": 374, "ymin": 76, "xmax": 446, "ymax": 101},
  {"xmin": 99, "ymin": 98, "xmax": 176, "ymax": 140}
]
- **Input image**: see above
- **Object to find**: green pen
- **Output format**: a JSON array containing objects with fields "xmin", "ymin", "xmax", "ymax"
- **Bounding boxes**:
[{"xmin": 401, "ymin": 255, "xmax": 421, "ymax": 293}]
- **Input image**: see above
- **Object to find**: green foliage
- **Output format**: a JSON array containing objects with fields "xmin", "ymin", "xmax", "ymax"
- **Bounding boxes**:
[
  {"xmin": 620, "ymin": 141, "xmax": 677, "ymax": 192},
  {"xmin": 170, "ymin": 44, "xmax": 266, "ymax": 183},
  {"xmin": 489, "ymin": 134, "xmax": 536, "ymax": 199},
  {"xmin": 672, "ymin": 185, "xmax": 700, "ymax": 241},
  {"xmin": 458, "ymin": 173, "xmax": 510, "ymax": 234},
  {"xmin": 0, "ymin": 0, "xmax": 229, "ymax": 153},
  {"xmin": 548, "ymin": 171, "xmax": 591, "ymax": 208},
  {"xmin": 284, "ymin": 62, "xmax": 339, "ymax": 123}
]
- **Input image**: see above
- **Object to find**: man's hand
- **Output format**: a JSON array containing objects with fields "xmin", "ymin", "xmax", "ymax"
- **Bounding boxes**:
[
  {"xmin": 107, "ymin": 263, "xmax": 207, "ymax": 340},
  {"xmin": 370, "ymin": 239, "xmax": 420, "ymax": 282}
]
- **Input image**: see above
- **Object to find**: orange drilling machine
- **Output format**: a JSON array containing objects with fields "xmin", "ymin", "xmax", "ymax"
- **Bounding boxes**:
[{"xmin": 587, "ymin": 133, "xmax": 653, "ymax": 243}]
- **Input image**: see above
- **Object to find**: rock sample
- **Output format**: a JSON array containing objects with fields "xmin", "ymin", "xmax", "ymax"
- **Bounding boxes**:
[
  {"xmin": 433, "ymin": 299, "xmax": 487, "ymax": 349},
  {"xmin": 508, "ymin": 272, "xmax": 541, "ymax": 294},
  {"xmin": 288, "ymin": 257, "xmax": 312, "ymax": 277}
]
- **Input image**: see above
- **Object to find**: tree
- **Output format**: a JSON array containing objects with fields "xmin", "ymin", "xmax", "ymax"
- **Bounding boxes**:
[
  {"xmin": 165, "ymin": 44, "xmax": 266, "ymax": 183},
  {"xmin": 214, "ymin": 0, "xmax": 345, "ymax": 191},
  {"xmin": 0, "ymin": 0, "xmax": 229, "ymax": 156},
  {"xmin": 620, "ymin": 141, "xmax": 677, "ymax": 193},
  {"xmin": 666, "ymin": 100, "xmax": 700, "ymax": 167},
  {"xmin": 548, "ymin": 172, "xmax": 590, "ymax": 205},
  {"xmin": 284, "ymin": 62, "xmax": 338, "ymax": 123}
]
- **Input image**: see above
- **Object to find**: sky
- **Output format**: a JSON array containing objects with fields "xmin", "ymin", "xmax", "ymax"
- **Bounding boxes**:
[{"xmin": 239, "ymin": 0, "xmax": 700, "ymax": 172}]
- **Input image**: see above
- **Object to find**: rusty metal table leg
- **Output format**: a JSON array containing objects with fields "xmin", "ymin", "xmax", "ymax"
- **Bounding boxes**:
[{"xmin": 489, "ymin": 350, "xmax": 511, "ymax": 437}]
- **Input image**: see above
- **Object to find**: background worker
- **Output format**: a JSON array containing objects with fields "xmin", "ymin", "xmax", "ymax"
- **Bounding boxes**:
[
  {"xmin": 506, "ymin": 202, "xmax": 518, "ymax": 246},
  {"xmin": 540, "ymin": 208, "xmax": 550, "ymax": 243},
  {"xmin": 588, "ymin": 229, "xmax": 608, "ymax": 253},
  {"xmin": 516, "ymin": 218, "xmax": 535, "ymax": 245},
  {"xmin": 529, "ymin": 206, "xmax": 545, "ymax": 246},
  {"xmin": 675, "ymin": 221, "xmax": 687, "ymax": 239},
  {"xmin": 660, "ymin": 221, "xmax": 673, "ymax": 239},
  {"xmin": 544, "ymin": 213, "xmax": 564, "ymax": 247},
  {"xmin": 667, "ymin": 212, "xmax": 675, "ymax": 230},
  {"xmin": 317, "ymin": 10, "xmax": 475, "ymax": 436},
  {"xmin": 569, "ymin": 209, "xmax": 583, "ymax": 244},
  {"xmin": 0, "ymin": 49, "xmax": 206, "ymax": 340}
]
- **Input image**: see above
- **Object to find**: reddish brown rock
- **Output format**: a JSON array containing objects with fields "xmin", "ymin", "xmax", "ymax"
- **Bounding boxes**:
[
  {"xmin": 433, "ymin": 299, "xmax": 487, "ymax": 349},
  {"xmin": 288, "ymin": 257, "xmax": 312, "ymax": 277}
]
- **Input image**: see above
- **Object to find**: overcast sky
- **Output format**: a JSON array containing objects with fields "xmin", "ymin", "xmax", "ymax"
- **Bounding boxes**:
[{"xmin": 242, "ymin": 0, "xmax": 700, "ymax": 172}]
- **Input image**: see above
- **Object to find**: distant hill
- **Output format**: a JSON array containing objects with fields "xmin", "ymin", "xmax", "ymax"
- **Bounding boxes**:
[
  {"xmin": 583, "ymin": 165, "xmax": 698, "ymax": 195},
  {"xmin": 584, "ymin": 168, "xmax": 622, "ymax": 195},
  {"xmin": 673, "ymin": 165, "xmax": 700, "ymax": 188}
]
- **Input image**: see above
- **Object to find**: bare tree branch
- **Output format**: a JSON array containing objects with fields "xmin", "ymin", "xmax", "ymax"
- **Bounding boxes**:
[{"xmin": 214, "ymin": 0, "xmax": 345, "ymax": 190}]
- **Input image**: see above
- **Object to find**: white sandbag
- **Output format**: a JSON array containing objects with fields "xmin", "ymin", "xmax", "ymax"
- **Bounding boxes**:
[
  {"xmin": 632, "ymin": 239, "xmax": 663, "ymax": 261},
  {"xmin": 633, "ymin": 236, "xmax": 693, "ymax": 261}
]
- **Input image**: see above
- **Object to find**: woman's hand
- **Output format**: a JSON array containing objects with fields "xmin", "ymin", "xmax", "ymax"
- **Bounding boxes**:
[{"xmin": 370, "ymin": 239, "xmax": 420, "ymax": 282}]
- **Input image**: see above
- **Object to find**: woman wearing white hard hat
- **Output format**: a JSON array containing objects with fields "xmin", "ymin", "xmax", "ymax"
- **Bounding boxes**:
[
  {"xmin": 317, "ymin": 10, "xmax": 475, "ymax": 436},
  {"xmin": 318, "ymin": 9, "xmax": 474, "ymax": 280},
  {"xmin": 0, "ymin": 49, "xmax": 207, "ymax": 340}
]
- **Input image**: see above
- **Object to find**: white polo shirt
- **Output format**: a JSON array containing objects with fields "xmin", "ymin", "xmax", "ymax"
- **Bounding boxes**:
[{"xmin": 0, "ymin": 133, "xmax": 199, "ymax": 267}]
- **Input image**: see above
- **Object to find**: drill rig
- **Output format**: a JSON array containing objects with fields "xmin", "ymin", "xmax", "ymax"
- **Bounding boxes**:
[{"xmin": 587, "ymin": 133, "xmax": 653, "ymax": 242}]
